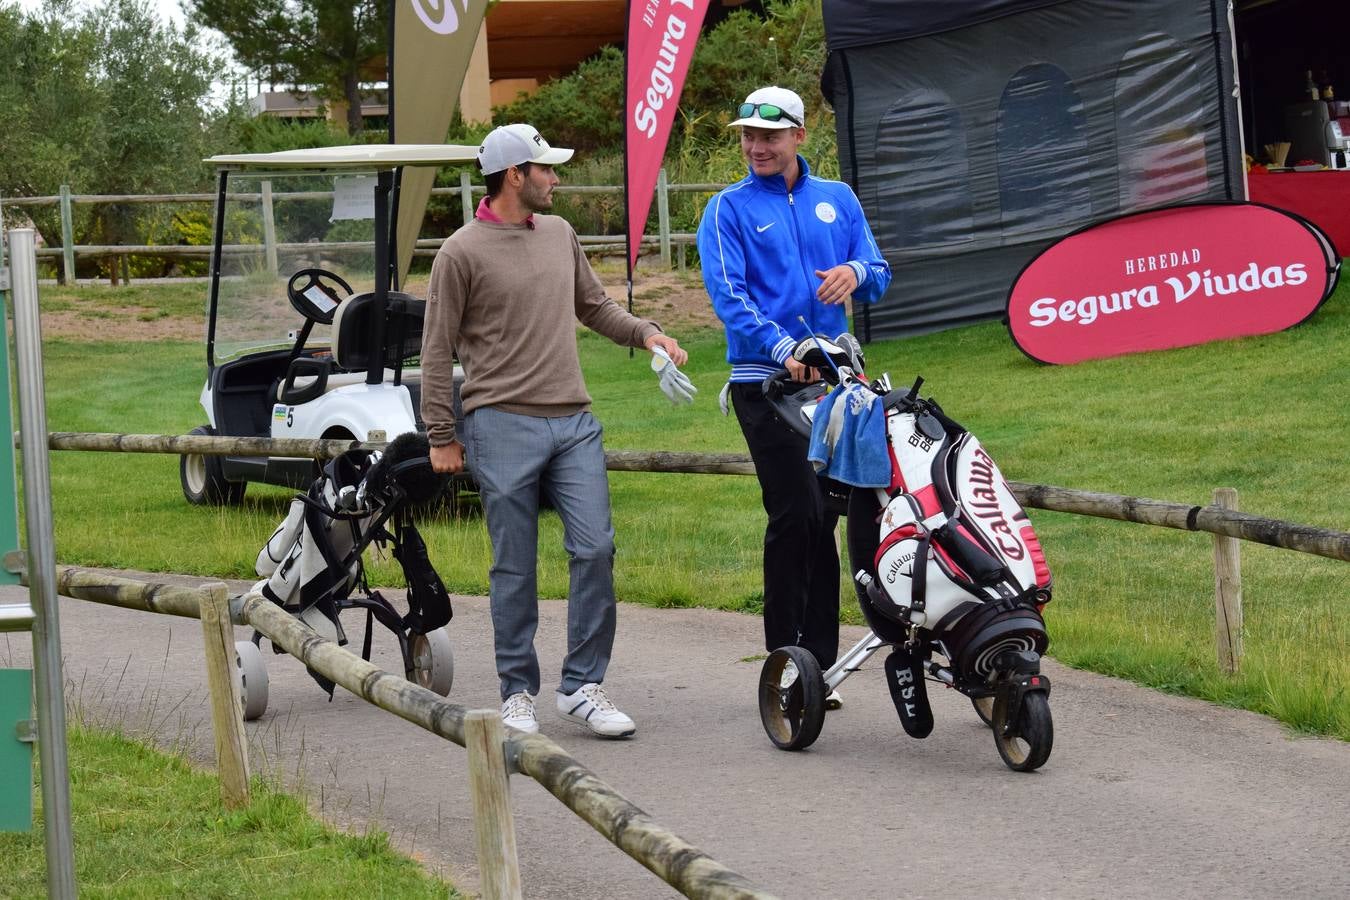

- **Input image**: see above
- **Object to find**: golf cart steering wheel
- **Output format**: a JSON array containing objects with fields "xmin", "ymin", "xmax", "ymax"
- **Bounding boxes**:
[{"xmin": 286, "ymin": 268, "xmax": 354, "ymax": 326}]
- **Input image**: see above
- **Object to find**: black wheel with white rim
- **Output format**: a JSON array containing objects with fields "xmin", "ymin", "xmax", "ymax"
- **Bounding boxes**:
[
  {"xmin": 180, "ymin": 425, "xmax": 246, "ymax": 506},
  {"xmin": 234, "ymin": 640, "xmax": 269, "ymax": 721},
  {"xmin": 992, "ymin": 690, "xmax": 1053, "ymax": 772},
  {"xmin": 758, "ymin": 646, "xmax": 826, "ymax": 751},
  {"xmin": 409, "ymin": 627, "xmax": 454, "ymax": 696}
]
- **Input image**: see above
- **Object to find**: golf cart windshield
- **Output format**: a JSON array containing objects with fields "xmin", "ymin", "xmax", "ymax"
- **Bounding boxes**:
[
  {"xmin": 204, "ymin": 144, "xmax": 478, "ymax": 370},
  {"xmin": 211, "ymin": 169, "xmax": 383, "ymax": 364}
]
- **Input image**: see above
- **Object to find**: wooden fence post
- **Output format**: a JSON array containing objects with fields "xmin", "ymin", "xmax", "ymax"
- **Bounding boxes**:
[
  {"xmin": 198, "ymin": 581, "xmax": 251, "ymax": 808},
  {"xmin": 657, "ymin": 167, "xmax": 671, "ymax": 268},
  {"xmin": 1213, "ymin": 487, "xmax": 1243, "ymax": 674},
  {"xmin": 460, "ymin": 171, "xmax": 474, "ymax": 228},
  {"xmin": 261, "ymin": 180, "xmax": 278, "ymax": 275},
  {"xmin": 464, "ymin": 710, "xmax": 522, "ymax": 900},
  {"xmin": 59, "ymin": 185, "xmax": 75, "ymax": 285}
]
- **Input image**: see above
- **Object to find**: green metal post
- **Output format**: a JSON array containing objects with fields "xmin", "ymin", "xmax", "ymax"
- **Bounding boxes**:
[{"xmin": 0, "ymin": 669, "xmax": 34, "ymax": 832}]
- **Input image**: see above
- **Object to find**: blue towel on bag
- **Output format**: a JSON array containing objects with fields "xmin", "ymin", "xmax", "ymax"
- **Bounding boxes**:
[{"xmin": 807, "ymin": 383, "xmax": 890, "ymax": 487}]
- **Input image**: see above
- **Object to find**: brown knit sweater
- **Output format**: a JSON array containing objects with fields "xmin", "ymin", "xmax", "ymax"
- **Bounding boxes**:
[{"xmin": 419, "ymin": 213, "xmax": 661, "ymax": 446}]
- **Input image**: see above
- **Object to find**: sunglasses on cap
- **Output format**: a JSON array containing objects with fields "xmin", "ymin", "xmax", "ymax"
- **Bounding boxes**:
[{"xmin": 736, "ymin": 102, "xmax": 802, "ymax": 126}]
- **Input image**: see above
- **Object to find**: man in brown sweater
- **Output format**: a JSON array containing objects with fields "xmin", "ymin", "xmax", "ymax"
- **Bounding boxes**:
[{"xmin": 419, "ymin": 123, "xmax": 690, "ymax": 737}]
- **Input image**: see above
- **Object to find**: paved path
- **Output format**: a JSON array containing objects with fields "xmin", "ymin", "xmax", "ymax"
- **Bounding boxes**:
[{"xmin": 3, "ymin": 572, "xmax": 1348, "ymax": 899}]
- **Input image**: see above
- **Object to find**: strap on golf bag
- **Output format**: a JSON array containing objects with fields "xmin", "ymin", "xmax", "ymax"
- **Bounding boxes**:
[
  {"xmin": 393, "ymin": 511, "xmax": 452, "ymax": 634},
  {"xmin": 867, "ymin": 385, "xmax": 1052, "ymax": 633}
]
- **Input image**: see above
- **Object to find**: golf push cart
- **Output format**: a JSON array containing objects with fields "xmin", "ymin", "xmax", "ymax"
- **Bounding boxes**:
[
  {"xmin": 758, "ymin": 335, "xmax": 1056, "ymax": 772},
  {"xmin": 179, "ymin": 144, "xmax": 474, "ymax": 506}
]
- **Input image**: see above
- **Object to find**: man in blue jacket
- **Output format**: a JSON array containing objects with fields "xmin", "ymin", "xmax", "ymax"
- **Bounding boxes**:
[{"xmin": 698, "ymin": 85, "xmax": 892, "ymax": 698}]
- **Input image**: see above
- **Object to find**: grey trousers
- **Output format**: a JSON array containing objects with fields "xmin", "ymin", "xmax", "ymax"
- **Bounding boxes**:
[{"xmin": 463, "ymin": 407, "xmax": 618, "ymax": 700}]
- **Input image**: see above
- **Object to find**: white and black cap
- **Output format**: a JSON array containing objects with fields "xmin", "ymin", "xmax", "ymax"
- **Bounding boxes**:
[{"xmin": 477, "ymin": 123, "xmax": 574, "ymax": 175}]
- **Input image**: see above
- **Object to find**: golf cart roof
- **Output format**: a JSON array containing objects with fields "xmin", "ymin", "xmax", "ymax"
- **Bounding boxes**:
[{"xmin": 205, "ymin": 143, "xmax": 480, "ymax": 171}]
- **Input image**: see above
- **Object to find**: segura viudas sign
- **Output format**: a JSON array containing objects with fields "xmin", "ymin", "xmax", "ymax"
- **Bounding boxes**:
[{"xmin": 1006, "ymin": 203, "xmax": 1341, "ymax": 365}]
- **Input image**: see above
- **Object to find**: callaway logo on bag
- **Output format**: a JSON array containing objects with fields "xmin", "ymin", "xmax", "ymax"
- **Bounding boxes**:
[{"xmin": 870, "ymin": 389, "xmax": 1052, "ymax": 633}]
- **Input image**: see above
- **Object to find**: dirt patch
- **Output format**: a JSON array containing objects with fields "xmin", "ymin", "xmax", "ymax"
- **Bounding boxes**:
[
  {"xmin": 597, "ymin": 265, "xmax": 721, "ymax": 333},
  {"xmin": 41, "ymin": 308, "xmax": 204, "ymax": 343},
  {"xmin": 37, "ymin": 261, "xmax": 720, "ymax": 343}
]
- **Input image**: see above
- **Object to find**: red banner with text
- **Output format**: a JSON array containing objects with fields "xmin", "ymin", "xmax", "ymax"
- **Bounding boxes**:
[
  {"xmin": 625, "ymin": 0, "xmax": 711, "ymax": 272},
  {"xmin": 1006, "ymin": 203, "xmax": 1340, "ymax": 365}
]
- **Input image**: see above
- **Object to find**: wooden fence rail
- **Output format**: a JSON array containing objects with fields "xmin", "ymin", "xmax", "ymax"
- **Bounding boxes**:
[
  {"xmin": 34, "ymin": 428, "xmax": 1350, "ymax": 678},
  {"xmin": 0, "ymin": 174, "xmax": 723, "ymax": 282},
  {"xmin": 30, "ymin": 431, "xmax": 1350, "ymax": 563},
  {"xmin": 5, "ymin": 555, "xmax": 776, "ymax": 900}
]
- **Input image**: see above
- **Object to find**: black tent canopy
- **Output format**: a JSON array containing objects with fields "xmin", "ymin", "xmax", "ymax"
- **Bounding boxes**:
[{"xmin": 821, "ymin": 0, "xmax": 1245, "ymax": 339}]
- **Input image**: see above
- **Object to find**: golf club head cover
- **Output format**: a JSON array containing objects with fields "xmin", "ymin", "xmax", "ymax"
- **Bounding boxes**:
[
  {"xmin": 368, "ymin": 431, "xmax": 447, "ymax": 506},
  {"xmin": 885, "ymin": 648, "xmax": 934, "ymax": 739}
]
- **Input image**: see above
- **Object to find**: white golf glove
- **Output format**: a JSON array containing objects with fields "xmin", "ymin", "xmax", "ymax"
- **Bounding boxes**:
[{"xmin": 650, "ymin": 346, "xmax": 697, "ymax": 406}]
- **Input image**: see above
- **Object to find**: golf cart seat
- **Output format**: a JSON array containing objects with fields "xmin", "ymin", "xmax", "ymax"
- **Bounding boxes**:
[
  {"xmin": 274, "ymin": 291, "xmax": 424, "ymax": 406},
  {"xmin": 332, "ymin": 290, "xmax": 425, "ymax": 371}
]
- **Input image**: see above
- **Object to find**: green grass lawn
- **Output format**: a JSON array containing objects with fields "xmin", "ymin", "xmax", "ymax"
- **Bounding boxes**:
[
  {"xmin": 0, "ymin": 726, "xmax": 457, "ymax": 898},
  {"xmin": 27, "ymin": 271, "xmax": 1350, "ymax": 744}
]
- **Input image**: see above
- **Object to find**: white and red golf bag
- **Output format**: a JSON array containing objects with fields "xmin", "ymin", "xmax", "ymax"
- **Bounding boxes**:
[{"xmin": 854, "ymin": 382, "xmax": 1053, "ymax": 681}]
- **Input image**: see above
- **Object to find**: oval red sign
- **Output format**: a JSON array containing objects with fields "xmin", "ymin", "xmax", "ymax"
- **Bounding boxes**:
[{"xmin": 1006, "ymin": 203, "xmax": 1339, "ymax": 365}]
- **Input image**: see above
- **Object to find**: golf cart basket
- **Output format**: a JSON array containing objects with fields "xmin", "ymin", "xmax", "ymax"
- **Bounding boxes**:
[{"xmin": 252, "ymin": 431, "xmax": 454, "ymax": 697}]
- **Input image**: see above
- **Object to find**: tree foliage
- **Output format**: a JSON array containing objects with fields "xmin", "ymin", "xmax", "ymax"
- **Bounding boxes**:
[
  {"xmin": 493, "ymin": 0, "xmax": 830, "ymax": 171},
  {"xmin": 483, "ymin": 0, "xmax": 833, "ymax": 242},
  {"xmin": 187, "ymin": 0, "xmax": 386, "ymax": 135},
  {"xmin": 0, "ymin": 0, "xmax": 232, "ymax": 271}
]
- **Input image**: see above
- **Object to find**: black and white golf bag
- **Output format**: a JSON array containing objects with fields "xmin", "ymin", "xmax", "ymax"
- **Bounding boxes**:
[{"xmin": 253, "ymin": 433, "xmax": 453, "ymax": 694}]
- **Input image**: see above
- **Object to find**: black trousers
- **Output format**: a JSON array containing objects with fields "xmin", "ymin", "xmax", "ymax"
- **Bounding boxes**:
[{"xmin": 731, "ymin": 382, "xmax": 840, "ymax": 669}]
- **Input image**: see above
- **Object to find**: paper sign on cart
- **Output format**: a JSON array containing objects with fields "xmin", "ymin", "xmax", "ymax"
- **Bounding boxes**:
[{"xmin": 331, "ymin": 175, "xmax": 376, "ymax": 221}]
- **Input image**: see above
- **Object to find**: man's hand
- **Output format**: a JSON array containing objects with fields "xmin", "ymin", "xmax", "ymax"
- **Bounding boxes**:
[
  {"xmin": 785, "ymin": 357, "xmax": 820, "ymax": 383},
  {"xmin": 429, "ymin": 440, "xmax": 465, "ymax": 475},
  {"xmin": 814, "ymin": 265, "xmax": 858, "ymax": 305},
  {"xmin": 644, "ymin": 333, "xmax": 688, "ymax": 366}
]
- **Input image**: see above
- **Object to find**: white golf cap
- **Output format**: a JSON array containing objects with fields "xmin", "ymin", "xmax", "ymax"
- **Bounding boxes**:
[
  {"xmin": 728, "ymin": 86, "xmax": 805, "ymax": 129},
  {"xmin": 477, "ymin": 123, "xmax": 573, "ymax": 175}
]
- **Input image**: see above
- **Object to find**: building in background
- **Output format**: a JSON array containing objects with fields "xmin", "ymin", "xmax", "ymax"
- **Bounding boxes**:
[{"xmin": 246, "ymin": 0, "xmax": 760, "ymax": 127}]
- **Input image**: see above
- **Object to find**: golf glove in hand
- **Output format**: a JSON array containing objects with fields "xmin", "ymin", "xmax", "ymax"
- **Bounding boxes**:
[{"xmin": 650, "ymin": 346, "xmax": 697, "ymax": 406}]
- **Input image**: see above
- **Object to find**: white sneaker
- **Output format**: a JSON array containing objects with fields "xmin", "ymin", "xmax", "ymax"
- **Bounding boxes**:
[
  {"xmin": 556, "ymin": 683, "xmax": 636, "ymax": 738},
  {"xmin": 825, "ymin": 689, "xmax": 843, "ymax": 711},
  {"xmin": 501, "ymin": 691, "xmax": 538, "ymax": 734}
]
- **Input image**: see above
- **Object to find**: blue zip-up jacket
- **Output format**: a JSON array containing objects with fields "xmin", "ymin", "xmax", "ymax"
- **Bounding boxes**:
[{"xmin": 697, "ymin": 156, "xmax": 892, "ymax": 383}]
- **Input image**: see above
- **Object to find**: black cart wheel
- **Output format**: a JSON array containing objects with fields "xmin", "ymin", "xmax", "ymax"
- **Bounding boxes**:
[
  {"xmin": 972, "ymin": 695, "xmax": 995, "ymax": 727},
  {"xmin": 180, "ymin": 425, "xmax": 246, "ymax": 506},
  {"xmin": 992, "ymin": 690, "xmax": 1053, "ymax": 772},
  {"xmin": 758, "ymin": 646, "xmax": 826, "ymax": 751}
]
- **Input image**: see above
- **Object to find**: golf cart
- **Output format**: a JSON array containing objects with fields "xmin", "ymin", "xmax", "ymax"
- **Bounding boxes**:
[{"xmin": 179, "ymin": 144, "xmax": 475, "ymax": 506}]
